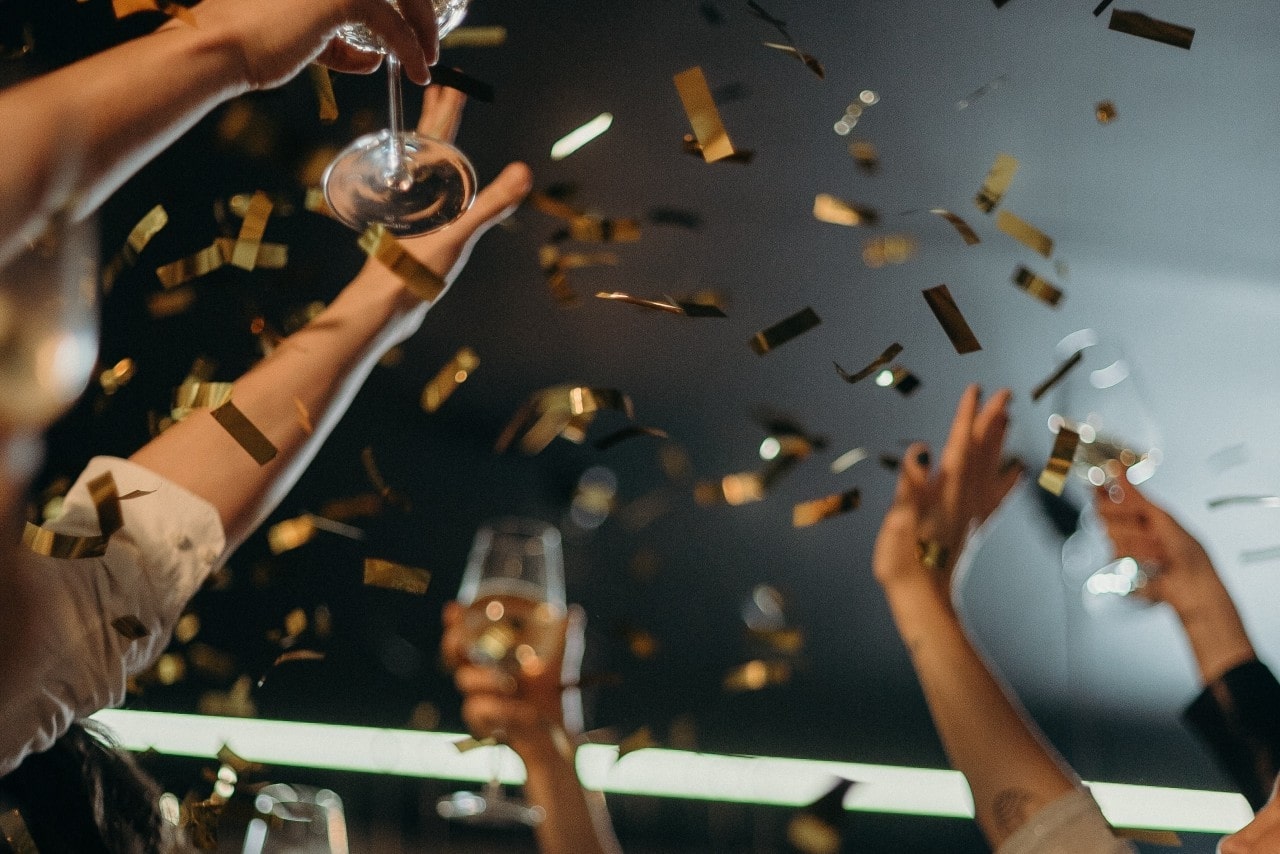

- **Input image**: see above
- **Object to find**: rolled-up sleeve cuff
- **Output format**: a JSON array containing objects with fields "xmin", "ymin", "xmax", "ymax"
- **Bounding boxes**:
[{"xmin": 996, "ymin": 790, "xmax": 1137, "ymax": 854}]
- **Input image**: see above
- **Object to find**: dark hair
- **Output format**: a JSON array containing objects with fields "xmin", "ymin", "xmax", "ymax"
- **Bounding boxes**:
[{"xmin": 0, "ymin": 720, "xmax": 176, "ymax": 853}]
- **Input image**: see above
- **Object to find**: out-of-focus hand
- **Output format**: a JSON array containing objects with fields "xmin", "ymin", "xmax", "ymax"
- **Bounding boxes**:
[
  {"xmin": 873, "ymin": 386, "xmax": 1020, "ymax": 595},
  {"xmin": 1093, "ymin": 482, "xmax": 1217, "ymax": 615},
  {"xmin": 180, "ymin": 0, "xmax": 441, "ymax": 88},
  {"xmin": 442, "ymin": 600, "xmax": 586, "ymax": 764}
]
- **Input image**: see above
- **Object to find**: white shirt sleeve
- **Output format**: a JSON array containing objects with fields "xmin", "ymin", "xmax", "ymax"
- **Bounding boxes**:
[
  {"xmin": 996, "ymin": 789, "xmax": 1138, "ymax": 854},
  {"xmin": 0, "ymin": 456, "xmax": 225, "ymax": 776}
]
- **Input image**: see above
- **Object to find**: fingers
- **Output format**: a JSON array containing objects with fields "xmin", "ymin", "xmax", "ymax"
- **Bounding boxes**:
[
  {"xmin": 990, "ymin": 458, "xmax": 1024, "ymax": 511},
  {"xmin": 440, "ymin": 600, "xmax": 467, "ymax": 669},
  {"xmin": 973, "ymin": 388, "xmax": 1012, "ymax": 452},
  {"xmin": 355, "ymin": 0, "xmax": 431, "ymax": 84},
  {"xmin": 392, "ymin": 0, "xmax": 441, "ymax": 71},
  {"xmin": 894, "ymin": 442, "xmax": 931, "ymax": 506},
  {"xmin": 417, "ymin": 85, "xmax": 466, "ymax": 142},
  {"xmin": 456, "ymin": 663, "xmax": 517, "ymax": 697},
  {"xmin": 460, "ymin": 162, "xmax": 534, "ymax": 232},
  {"xmin": 316, "ymin": 39, "xmax": 383, "ymax": 75},
  {"xmin": 561, "ymin": 604, "xmax": 587, "ymax": 685},
  {"xmin": 941, "ymin": 384, "xmax": 981, "ymax": 468}
]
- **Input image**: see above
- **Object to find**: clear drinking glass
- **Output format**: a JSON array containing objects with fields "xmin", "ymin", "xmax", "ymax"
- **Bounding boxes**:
[
  {"xmin": 322, "ymin": 0, "xmax": 477, "ymax": 237},
  {"xmin": 436, "ymin": 518, "xmax": 567, "ymax": 827},
  {"xmin": 0, "ymin": 211, "xmax": 99, "ymax": 429},
  {"xmin": 241, "ymin": 784, "xmax": 349, "ymax": 854},
  {"xmin": 1049, "ymin": 330, "xmax": 1164, "ymax": 612}
]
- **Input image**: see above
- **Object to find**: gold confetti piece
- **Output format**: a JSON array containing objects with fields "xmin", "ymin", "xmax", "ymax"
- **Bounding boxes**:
[
  {"xmin": 621, "ymin": 624, "xmax": 660, "ymax": 659},
  {"xmin": 1038, "ymin": 427, "xmax": 1080, "ymax": 496},
  {"xmin": 975, "ymin": 152, "xmax": 1019, "ymax": 213},
  {"xmin": 1096, "ymin": 100, "xmax": 1118, "ymax": 123},
  {"xmin": 0, "ymin": 807, "xmax": 38, "ymax": 853},
  {"xmin": 930, "ymin": 209, "xmax": 981, "ymax": 245},
  {"xmin": 861, "ymin": 234, "xmax": 917, "ymax": 268},
  {"xmin": 792, "ymin": 489, "xmax": 861, "ymax": 527},
  {"xmin": 495, "ymin": 386, "xmax": 635, "ymax": 454},
  {"xmin": 453, "ymin": 736, "xmax": 499, "ymax": 753},
  {"xmin": 681, "ymin": 134, "xmax": 755, "ymax": 164},
  {"xmin": 358, "ymin": 224, "xmax": 447, "ymax": 302},
  {"xmin": 996, "ymin": 210, "xmax": 1053, "ymax": 258},
  {"xmin": 112, "ymin": 0, "xmax": 195, "ymax": 24},
  {"xmin": 674, "ymin": 67, "xmax": 737, "ymax": 163},
  {"xmin": 877, "ymin": 365, "xmax": 922, "ymax": 396},
  {"xmin": 1013, "ymin": 265, "xmax": 1064, "ymax": 307},
  {"xmin": 530, "ymin": 191, "xmax": 583, "ymax": 222},
  {"xmin": 23, "ymin": 522, "xmax": 109, "ymax": 559},
  {"xmin": 813, "ymin": 194, "xmax": 878, "ymax": 227},
  {"xmin": 88, "ymin": 471, "xmax": 124, "ymax": 537},
  {"xmin": 789, "ymin": 779, "xmax": 855, "ymax": 854},
  {"xmin": 101, "ymin": 205, "xmax": 167, "ymax": 292},
  {"xmin": 1108, "ymin": 9, "xmax": 1194, "ymax": 50},
  {"xmin": 175, "ymin": 613, "xmax": 200, "ymax": 644},
  {"xmin": 1115, "ymin": 828, "xmax": 1181, "ymax": 846},
  {"xmin": 720, "ymin": 473, "xmax": 766, "ymax": 506},
  {"xmin": 230, "ymin": 191, "xmax": 272, "ymax": 271},
  {"xmin": 156, "ymin": 241, "xmax": 226, "ymax": 289},
  {"xmin": 361, "ymin": 446, "xmax": 411, "ymax": 510},
  {"xmin": 211, "ymin": 400, "xmax": 278, "ymax": 465},
  {"xmin": 1031, "ymin": 350, "xmax": 1083, "ymax": 402},
  {"xmin": 568, "ymin": 215, "xmax": 641, "ymax": 243},
  {"xmin": 99, "ymin": 358, "xmax": 137, "ymax": 395},
  {"xmin": 308, "ymin": 63, "xmax": 338, "ymax": 123},
  {"xmin": 421, "ymin": 346, "xmax": 480, "ymax": 413},
  {"xmin": 304, "ymin": 187, "xmax": 334, "ymax": 218},
  {"xmin": 172, "ymin": 380, "xmax": 234, "ymax": 421},
  {"xmin": 922, "ymin": 284, "xmax": 982, "ymax": 354},
  {"xmin": 835, "ymin": 342, "xmax": 903, "ymax": 384},
  {"xmin": 363, "ymin": 557, "xmax": 431, "ymax": 595},
  {"xmin": 595, "ymin": 425, "xmax": 670, "ymax": 450},
  {"xmin": 917, "ymin": 539, "xmax": 949, "ymax": 570},
  {"xmin": 617, "ymin": 726, "xmax": 658, "ymax": 760},
  {"xmin": 267, "ymin": 515, "xmax": 317, "ymax": 555},
  {"xmin": 750, "ymin": 307, "xmax": 821, "ymax": 355},
  {"xmin": 112, "ymin": 615, "xmax": 149, "ymax": 640},
  {"xmin": 723, "ymin": 659, "xmax": 791, "ymax": 692},
  {"xmin": 440, "ymin": 25, "xmax": 507, "ymax": 47},
  {"xmin": 761, "ymin": 42, "xmax": 824, "ymax": 78},
  {"xmin": 320, "ymin": 493, "xmax": 384, "ymax": 521},
  {"xmin": 749, "ymin": 626, "xmax": 805, "ymax": 655},
  {"xmin": 229, "ymin": 193, "xmax": 294, "ymax": 218},
  {"xmin": 147, "ymin": 287, "xmax": 196, "ymax": 318},
  {"xmin": 849, "ymin": 140, "xmax": 879, "ymax": 174},
  {"xmin": 830, "ymin": 447, "xmax": 868, "ymax": 473}
]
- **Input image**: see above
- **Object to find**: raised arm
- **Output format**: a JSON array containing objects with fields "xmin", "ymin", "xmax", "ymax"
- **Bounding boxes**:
[
  {"xmin": 130, "ymin": 86, "xmax": 531, "ymax": 550},
  {"xmin": 872, "ymin": 386, "xmax": 1131, "ymax": 852},
  {"xmin": 0, "ymin": 0, "xmax": 439, "ymax": 265},
  {"xmin": 443, "ymin": 601, "xmax": 624, "ymax": 854}
]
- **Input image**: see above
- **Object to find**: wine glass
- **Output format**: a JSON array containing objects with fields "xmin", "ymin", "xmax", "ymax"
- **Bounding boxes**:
[
  {"xmin": 1049, "ymin": 330, "xmax": 1164, "ymax": 612},
  {"xmin": 436, "ymin": 518, "xmax": 566, "ymax": 827},
  {"xmin": 241, "ymin": 784, "xmax": 349, "ymax": 854},
  {"xmin": 322, "ymin": 0, "xmax": 478, "ymax": 237}
]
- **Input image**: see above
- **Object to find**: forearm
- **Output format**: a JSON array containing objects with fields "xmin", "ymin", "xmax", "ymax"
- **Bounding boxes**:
[
  {"xmin": 1171, "ymin": 574, "xmax": 1256, "ymax": 685},
  {"xmin": 883, "ymin": 579, "xmax": 1077, "ymax": 849},
  {"xmin": 519, "ymin": 738, "xmax": 622, "ymax": 854},
  {"xmin": 130, "ymin": 263, "xmax": 422, "ymax": 549},
  {"xmin": 0, "ymin": 17, "xmax": 249, "ymax": 257}
]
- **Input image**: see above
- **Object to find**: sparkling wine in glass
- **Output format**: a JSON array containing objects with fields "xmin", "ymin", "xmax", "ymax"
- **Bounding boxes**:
[
  {"xmin": 437, "ymin": 518, "xmax": 567, "ymax": 827},
  {"xmin": 1050, "ymin": 330, "xmax": 1164, "ymax": 612},
  {"xmin": 322, "ymin": 0, "xmax": 477, "ymax": 237}
]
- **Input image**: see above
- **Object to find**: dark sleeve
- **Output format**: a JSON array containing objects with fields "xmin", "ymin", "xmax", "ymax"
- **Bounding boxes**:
[{"xmin": 1183, "ymin": 658, "xmax": 1280, "ymax": 810}]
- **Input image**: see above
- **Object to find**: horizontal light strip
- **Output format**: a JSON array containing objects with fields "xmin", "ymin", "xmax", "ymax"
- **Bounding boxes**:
[
  {"xmin": 91, "ymin": 710, "xmax": 1252, "ymax": 834},
  {"xmin": 550, "ymin": 113, "xmax": 613, "ymax": 160}
]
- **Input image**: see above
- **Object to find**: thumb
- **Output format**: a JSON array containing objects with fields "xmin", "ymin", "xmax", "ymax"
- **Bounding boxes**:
[{"xmin": 459, "ymin": 161, "xmax": 534, "ymax": 234}]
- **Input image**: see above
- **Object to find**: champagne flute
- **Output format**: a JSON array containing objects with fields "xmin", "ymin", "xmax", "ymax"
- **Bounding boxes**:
[
  {"xmin": 322, "ymin": 0, "xmax": 477, "ymax": 237},
  {"xmin": 1049, "ymin": 330, "xmax": 1164, "ymax": 611},
  {"xmin": 437, "ymin": 518, "xmax": 566, "ymax": 827},
  {"xmin": 241, "ymin": 784, "xmax": 349, "ymax": 854}
]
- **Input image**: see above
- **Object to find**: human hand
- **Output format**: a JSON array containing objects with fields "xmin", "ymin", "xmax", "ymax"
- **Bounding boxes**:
[
  {"xmin": 873, "ymin": 386, "xmax": 1020, "ymax": 595},
  {"xmin": 442, "ymin": 600, "xmax": 586, "ymax": 764},
  {"xmin": 183, "ymin": 0, "xmax": 441, "ymax": 88}
]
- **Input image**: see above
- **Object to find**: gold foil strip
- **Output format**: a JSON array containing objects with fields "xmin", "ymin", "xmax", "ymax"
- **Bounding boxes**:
[
  {"xmin": 595, "ymin": 425, "xmax": 669, "ymax": 450},
  {"xmin": 568, "ymin": 216, "xmax": 641, "ymax": 243},
  {"xmin": 861, "ymin": 235, "xmax": 917, "ymax": 268},
  {"xmin": 358, "ymin": 225, "xmax": 448, "ymax": 302},
  {"xmin": 1096, "ymin": 100, "xmax": 1118, "ymax": 123},
  {"xmin": 156, "ymin": 241, "xmax": 226, "ymax": 289},
  {"xmin": 496, "ymin": 386, "xmax": 634, "ymax": 454},
  {"xmin": 761, "ymin": 42, "xmax": 824, "ymax": 78},
  {"xmin": 917, "ymin": 540, "xmax": 949, "ymax": 570},
  {"xmin": 229, "ymin": 193, "xmax": 294, "ymax": 218},
  {"xmin": 148, "ymin": 287, "xmax": 197, "ymax": 318},
  {"xmin": 682, "ymin": 134, "xmax": 755, "ymax": 164},
  {"xmin": 112, "ymin": 0, "xmax": 195, "ymax": 24},
  {"xmin": 1108, "ymin": 9, "xmax": 1194, "ymax": 50},
  {"xmin": 1013, "ymin": 265, "xmax": 1064, "ymax": 307},
  {"xmin": 101, "ymin": 205, "xmax": 168, "ymax": 292},
  {"xmin": 530, "ymin": 192, "xmax": 582, "ymax": 222},
  {"xmin": 112, "ymin": 615, "xmax": 150, "ymax": 640},
  {"xmin": 849, "ymin": 140, "xmax": 879, "ymax": 174},
  {"xmin": 1038, "ymin": 427, "xmax": 1080, "ymax": 496},
  {"xmin": 595, "ymin": 292, "xmax": 682, "ymax": 315},
  {"xmin": 99, "ymin": 358, "xmax": 137, "ymax": 395},
  {"xmin": 922, "ymin": 284, "xmax": 982, "ymax": 354},
  {"xmin": 230, "ymin": 191, "xmax": 273, "ymax": 271},
  {"xmin": 996, "ymin": 210, "xmax": 1053, "ymax": 258},
  {"xmin": 813, "ymin": 194, "xmax": 878, "ymax": 227},
  {"xmin": 440, "ymin": 25, "xmax": 507, "ymax": 47},
  {"xmin": 674, "ymin": 66, "xmax": 736, "ymax": 163},
  {"xmin": 750, "ymin": 307, "xmax": 821, "ymax": 355},
  {"xmin": 1031, "ymin": 350, "xmax": 1083, "ymax": 402},
  {"xmin": 0, "ymin": 808, "xmax": 38, "ymax": 854},
  {"xmin": 723, "ymin": 659, "xmax": 791, "ymax": 692},
  {"xmin": 881, "ymin": 366, "xmax": 921, "ymax": 396},
  {"xmin": 616, "ymin": 726, "xmax": 658, "ymax": 760},
  {"xmin": 172, "ymin": 380, "xmax": 234, "ymax": 421},
  {"xmin": 211, "ymin": 400, "xmax": 278, "ymax": 465},
  {"xmin": 308, "ymin": 63, "xmax": 339, "ymax": 123},
  {"xmin": 304, "ymin": 187, "xmax": 334, "ymax": 218},
  {"xmin": 421, "ymin": 346, "xmax": 480, "ymax": 413},
  {"xmin": 975, "ymin": 152, "xmax": 1019, "ymax": 213},
  {"xmin": 930, "ymin": 209, "xmax": 981, "ymax": 245},
  {"xmin": 835, "ymin": 342, "xmax": 903, "ymax": 384},
  {"xmin": 1115, "ymin": 828, "xmax": 1181, "ymax": 846},
  {"xmin": 23, "ymin": 522, "xmax": 109, "ymax": 559},
  {"xmin": 788, "ymin": 813, "xmax": 841, "ymax": 854},
  {"xmin": 268, "ymin": 515, "xmax": 317, "ymax": 555},
  {"xmin": 363, "ymin": 558, "xmax": 432, "ymax": 595},
  {"xmin": 361, "ymin": 446, "xmax": 410, "ymax": 510},
  {"xmin": 88, "ymin": 471, "xmax": 124, "ymax": 537},
  {"xmin": 792, "ymin": 489, "xmax": 861, "ymax": 527},
  {"xmin": 453, "ymin": 736, "xmax": 499, "ymax": 753}
]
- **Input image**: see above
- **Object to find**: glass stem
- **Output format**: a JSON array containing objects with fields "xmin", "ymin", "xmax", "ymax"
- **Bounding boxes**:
[{"xmin": 384, "ymin": 53, "xmax": 412, "ymax": 190}]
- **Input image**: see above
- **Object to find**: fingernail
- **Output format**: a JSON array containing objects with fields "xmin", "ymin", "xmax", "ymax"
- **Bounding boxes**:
[{"xmin": 916, "ymin": 451, "xmax": 930, "ymax": 466}]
